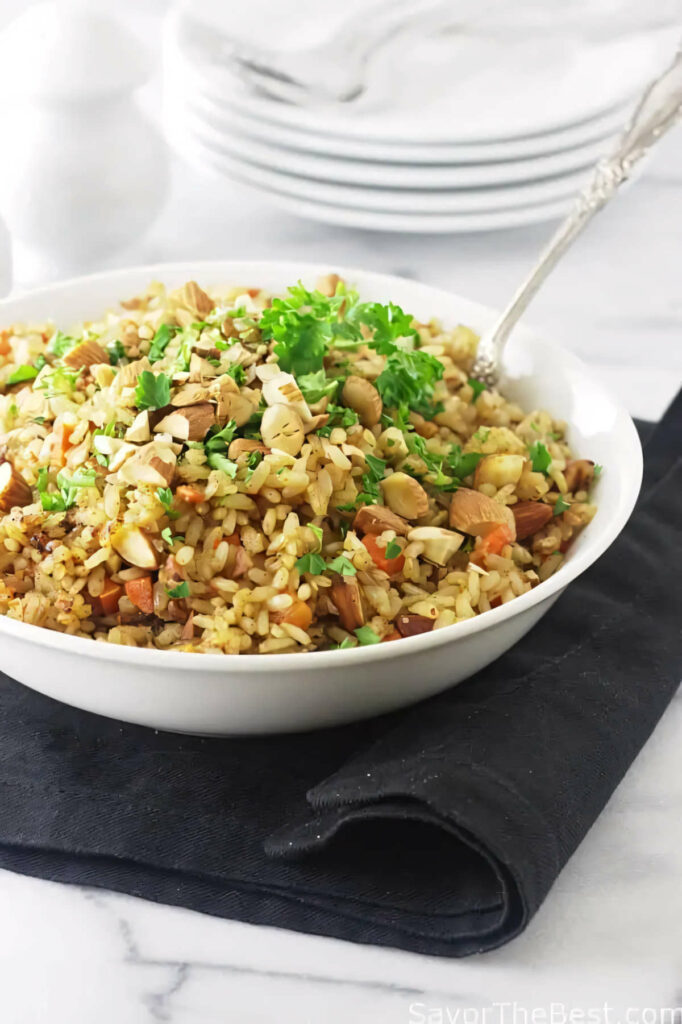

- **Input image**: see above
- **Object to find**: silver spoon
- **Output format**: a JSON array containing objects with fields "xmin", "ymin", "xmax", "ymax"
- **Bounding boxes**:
[{"xmin": 471, "ymin": 43, "xmax": 682, "ymax": 387}]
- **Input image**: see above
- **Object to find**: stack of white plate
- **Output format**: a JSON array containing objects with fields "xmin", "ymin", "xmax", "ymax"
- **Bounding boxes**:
[{"xmin": 163, "ymin": 7, "xmax": 673, "ymax": 233}]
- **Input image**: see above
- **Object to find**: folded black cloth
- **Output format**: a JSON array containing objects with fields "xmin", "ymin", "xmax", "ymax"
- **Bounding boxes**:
[{"xmin": 0, "ymin": 394, "xmax": 680, "ymax": 957}]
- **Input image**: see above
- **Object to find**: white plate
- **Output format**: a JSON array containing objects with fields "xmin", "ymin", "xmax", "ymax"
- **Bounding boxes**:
[
  {"xmin": 0, "ymin": 262, "xmax": 642, "ymax": 734},
  {"xmin": 170, "ymin": 133, "xmax": 574, "ymax": 233},
  {"xmin": 182, "ymin": 80, "xmax": 634, "ymax": 165},
  {"xmin": 167, "ymin": 9, "xmax": 669, "ymax": 144},
  {"xmin": 177, "ymin": 96, "xmax": 615, "ymax": 190},
  {"xmin": 168, "ymin": 113, "xmax": 591, "ymax": 214}
]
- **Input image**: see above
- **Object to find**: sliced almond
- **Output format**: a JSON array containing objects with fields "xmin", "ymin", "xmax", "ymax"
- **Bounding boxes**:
[
  {"xmin": 341, "ymin": 375, "xmax": 382, "ymax": 427},
  {"xmin": 260, "ymin": 404, "xmax": 305, "ymax": 456},
  {"xmin": 302, "ymin": 413, "xmax": 329, "ymax": 435},
  {"xmin": 449, "ymin": 488, "xmax": 516, "ymax": 540},
  {"xmin": 227, "ymin": 438, "xmax": 270, "ymax": 460},
  {"xmin": 188, "ymin": 353, "xmax": 219, "ymax": 382},
  {"xmin": 395, "ymin": 614, "xmax": 434, "ymax": 638},
  {"xmin": 564, "ymin": 459, "xmax": 595, "ymax": 493},
  {"xmin": 512, "ymin": 500, "xmax": 553, "ymax": 540},
  {"xmin": 62, "ymin": 339, "xmax": 109, "ymax": 369},
  {"xmin": 125, "ymin": 411, "xmax": 151, "ymax": 443},
  {"xmin": 352, "ymin": 504, "xmax": 409, "ymax": 536},
  {"xmin": 115, "ymin": 356, "xmax": 151, "ymax": 389},
  {"xmin": 111, "ymin": 525, "xmax": 159, "ymax": 569},
  {"xmin": 171, "ymin": 383, "xmax": 213, "ymax": 407},
  {"xmin": 180, "ymin": 280, "xmax": 214, "ymax": 318},
  {"xmin": 261, "ymin": 370, "xmax": 311, "ymax": 421},
  {"xmin": 380, "ymin": 472, "xmax": 429, "ymax": 520},
  {"xmin": 330, "ymin": 576, "xmax": 365, "ymax": 631},
  {"xmin": 407, "ymin": 525, "xmax": 464, "ymax": 565},
  {"xmin": 473, "ymin": 453, "xmax": 525, "ymax": 490},
  {"xmin": 0, "ymin": 462, "xmax": 33, "ymax": 511},
  {"xmin": 154, "ymin": 404, "xmax": 215, "ymax": 442},
  {"xmin": 316, "ymin": 273, "xmax": 341, "ymax": 297}
]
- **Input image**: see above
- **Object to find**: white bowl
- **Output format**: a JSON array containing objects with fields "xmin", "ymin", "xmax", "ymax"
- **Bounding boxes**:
[{"xmin": 0, "ymin": 261, "xmax": 642, "ymax": 734}]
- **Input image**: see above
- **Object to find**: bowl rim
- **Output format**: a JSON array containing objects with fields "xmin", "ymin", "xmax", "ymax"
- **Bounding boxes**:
[{"xmin": 0, "ymin": 259, "xmax": 643, "ymax": 674}]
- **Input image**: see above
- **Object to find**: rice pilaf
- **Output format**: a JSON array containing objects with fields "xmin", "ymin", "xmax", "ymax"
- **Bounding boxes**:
[{"xmin": 0, "ymin": 275, "xmax": 598, "ymax": 653}]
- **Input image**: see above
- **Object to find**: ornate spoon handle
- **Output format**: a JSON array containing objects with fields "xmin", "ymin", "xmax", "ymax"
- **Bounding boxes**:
[{"xmin": 472, "ymin": 43, "xmax": 682, "ymax": 385}]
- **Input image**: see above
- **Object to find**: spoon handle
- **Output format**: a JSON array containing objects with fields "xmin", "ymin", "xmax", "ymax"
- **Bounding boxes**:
[{"xmin": 473, "ymin": 42, "xmax": 682, "ymax": 385}]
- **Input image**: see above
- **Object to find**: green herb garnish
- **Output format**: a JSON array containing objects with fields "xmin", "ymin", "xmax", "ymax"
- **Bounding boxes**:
[
  {"xmin": 375, "ymin": 348, "xmax": 443, "ymax": 419},
  {"xmin": 161, "ymin": 527, "xmax": 184, "ymax": 546},
  {"xmin": 37, "ymin": 466, "xmax": 97, "ymax": 511},
  {"xmin": 336, "ymin": 637, "xmax": 356, "ymax": 650},
  {"xmin": 167, "ymin": 581, "xmax": 190, "ymax": 599},
  {"xmin": 36, "ymin": 366, "xmax": 82, "ymax": 398},
  {"xmin": 384, "ymin": 539, "xmax": 401, "ymax": 559},
  {"xmin": 156, "ymin": 486, "xmax": 180, "ymax": 520},
  {"xmin": 204, "ymin": 419, "xmax": 237, "ymax": 454},
  {"xmin": 226, "ymin": 364, "xmax": 246, "ymax": 387},
  {"xmin": 207, "ymin": 452, "xmax": 238, "ymax": 477},
  {"xmin": 354, "ymin": 625, "xmax": 381, "ymax": 645},
  {"xmin": 468, "ymin": 378, "xmax": 486, "ymax": 401},
  {"xmin": 108, "ymin": 340, "xmax": 126, "ymax": 365},
  {"xmin": 134, "ymin": 371, "xmax": 171, "ymax": 410},
  {"xmin": 47, "ymin": 330, "xmax": 78, "ymax": 358},
  {"xmin": 326, "ymin": 555, "xmax": 357, "ymax": 576},
  {"xmin": 295, "ymin": 552, "xmax": 327, "ymax": 575},
  {"xmin": 593, "ymin": 464, "xmax": 603, "ymax": 479},
  {"xmin": 553, "ymin": 495, "xmax": 570, "ymax": 516},
  {"xmin": 148, "ymin": 323, "xmax": 179, "ymax": 363},
  {"xmin": 6, "ymin": 364, "xmax": 39, "ymax": 386},
  {"xmin": 298, "ymin": 369, "xmax": 340, "ymax": 404},
  {"xmin": 529, "ymin": 441, "xmax": 552, "ymax": 475}
]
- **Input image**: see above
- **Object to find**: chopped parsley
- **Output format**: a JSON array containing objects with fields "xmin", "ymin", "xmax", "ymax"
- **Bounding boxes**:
[
  {"xmin": 244, "ymin": 450, "xmax": 263, "ymax": 484},
  {"xmin": 357, "ymin": 453, "xmax": 386, "ymax": 505},
  {"xmin": 37, "ymin": 466, "xmax": 97, "ymax": 511},
  {"xmin": 308, "ymin": 524, "xmax": 323, "ymax": 552},
  {"xmin": 468, "ymin": 377, "xmax": 486, "ymax": 401},
  {"xmin": 593, "ymin": 464, "xmax": 603, "ymax": 479},
  {"xmin": 354, "ymin": 625, "xmax": 381, "ymax": 645},
  {"xmin": 446, "ymin": 446, "xmax": 485, "ymax": 483},
  {"xmin": 226, "ymin": 364, "xmax": 246, "ymax": 386},
  {"xmin": 148, "ymin": 323, "xmax": 179, "ymax": 363},
  {"xmin": 166, "ymin": 581, "xmax": 190, "ymax": 599},
  {"xmin": 295, "ymin": 552, "xmax": 357, "ymax": 576},
  {"xmin": 134, "ymin": 370, "xmax": 171, "ymax": 410},
  {"xmin": 204, "ymin": 419, "xmax": 237, "ymax": 454},
  {"xmin": 336, "ymin": 637, "xmax": 356, "ymax": 650},
  {"xmin": 35, "ymin": 365, "xmax": 82, "ymax": 398},
  {"xmin": 326, "ymin": 555, "xmax": 357, "ymax": 576},
  {"xmin": 259, "ymin": 282, "xmax": 344, "ymax": 376},
  {"xmin": 295, "ymin": 551, "xmax": 327, "ymax": 575},
  {"xmin": 156, "ymin": 486, "xmax": 179, "ymax": 520},
  {"xmin": 472, "ymin": 427, "xmax": 490, "ymax": 443},
  {"xmin": 384, "ymin": 539, "xmax": 401, "ymax": 559},
  {"xmin": 298, "ymin": 369, "xmax": 340, "ymax": 404},
  {"xmin": 348, "ymin": 300, "xmax": 418, "ymax": 353},
  {"xmin": 207, "ymin": 452, "xmax": 238, "ymax": 477},
  {"xmin": 161, "ymin": 527, "xmax": 183, "ymax": 546},
  {"xmin": 47, "ymin": 330, "xmax": 78, "ymax": 358},
  {"xmin": 553, "ymin": 495, "xmax": 571, "ymax": 516},
  {"xmin": 529, "ymin": 441, "xmax": 552, "ymax": 474},
  {"xmin": 108, "ymin": 340, "xmax": 126, "ymax": 365},
  {"xmin": 375, "ymin": 348, "xmax": 443, "ymax": 418},
  {"xmin": 317, "ymin": 404, "xmax": 358, "ymax": 437}
]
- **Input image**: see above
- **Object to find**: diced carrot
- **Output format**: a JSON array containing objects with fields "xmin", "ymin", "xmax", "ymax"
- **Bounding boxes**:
[
  {"xmin": 382, "ymin": 630, "xmax": 401, "ymax": 643},
  {"xmin": 272, "ymin": 599, "xmax": 313, "ymax": 630},
  {"xmin": 52, "ymin": 423, "xmax": 74, "ymax": 468},
  {"xmin": 0, "ymin": 330, "xmax": 11, "ymax": 356},
  {"xmin": 362, "ymin": 533, "xmax": 405, "ymax": 576},
  {"xmin": 474, "ymin": 523, "xmax": 514, "ymax": 562},
  {"xmin": 125, "ymin": 576, "xmax": 154, "ymax": 614},
  {"xmin": 92, "ymin": 578, "xmax": 124, "ymax": 616},
  {"xmin": 175, "ymin": 485, "xmax": 205, "ymax": 505}
]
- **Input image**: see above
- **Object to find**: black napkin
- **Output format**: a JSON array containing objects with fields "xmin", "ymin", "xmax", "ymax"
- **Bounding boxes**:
[{"xmin": 0, "ymin": 394, "xmax": 680, "ymax": 957}]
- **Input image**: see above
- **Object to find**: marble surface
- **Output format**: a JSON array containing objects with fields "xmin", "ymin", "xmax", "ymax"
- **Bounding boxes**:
[{"xmin": 2, "ymin": 46, "xmax": 682, "ymax": 1022}]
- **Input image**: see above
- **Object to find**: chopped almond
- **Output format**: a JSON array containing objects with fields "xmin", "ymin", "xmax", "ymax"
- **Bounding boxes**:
[
  {"xmin": 125, "ymin": 410, "xmax": 151, "ymax": 443},
  {"xmin": 342, "ymin": 376, "xmax": 382, "ymax": 427},
  {"xmin": 395, "ymin": 614, "xmax": 434, "ymax": 638},
  {"xmin": 564, "ymin": 459, "xmax": 595, "ymax": 493},
  {"xmin": 188, "ymin": 353, "xmax": 219, "ymax": 382},
  {"xmin": 171, "ymin": 383, "xmax": 213, "ymax": 407},
  {"xmin": 180, "ymin": 280, "xmax": 214, "ymax": 318},
  {"xmin": 316, "ymin": 273, "xmax": 341, "ymax": 297},
  {"xmin": 154, "ymin": 404, "xmax": 215, "ymax": 442},
  {"xmin": 148, "ymin": 456, "xmax": 175, "ymax": 486},
  {"xmin": 111, "ymin": 525, "xmax": 159, "ymax": 569},
  {"xmin": 116, "ymin": 356, "xmax": 151, "ymax": 388},
  {"xmin": 449, "ymin": 488, "xmax": 516, "ymax": 540},
  {"xmin": 62, "ymin": 339, "xmax": 109, "ymax": 369},
  {"xmin": 330, "ymin": 576, "xmax": 365, "ymax": 631},
  {"xmin": 0, "ymin": 462, "xmax": 33, "ymax": 511},
  {"xmin": 380, "ymin": 473, "xmax": 429, "ymax": 520},
  {"xmin": 227, "ymin": 438, "xmax": 270, "ymax": 460},
  {"xmin": 512, "ymin": 501, "xmax": 553, "ymax": 540},
  {"xmin": 181, "ymin": 611, "xmax": 195, "ymax": 641},
  {"xmin": 352, "ymin": 504, "xmax": 409, "ymax": 536},
  {"xmin": 409, "ymin": 412, "xmax": 439, "ymax": 439}
]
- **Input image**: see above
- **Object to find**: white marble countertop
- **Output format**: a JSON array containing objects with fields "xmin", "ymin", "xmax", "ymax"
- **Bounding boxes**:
[{"xmin": 2, "ymin": 78, "xmax": 682, "ymax": 1023}]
